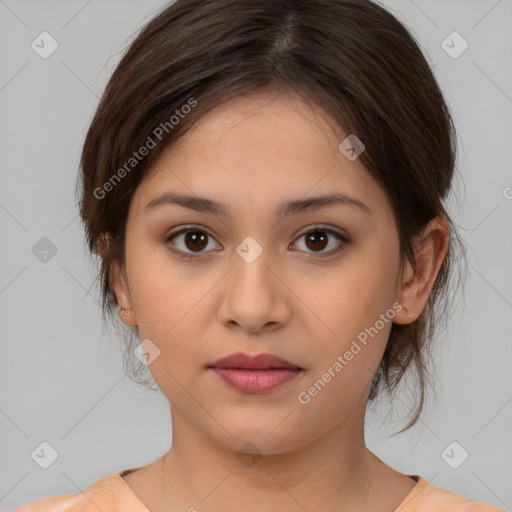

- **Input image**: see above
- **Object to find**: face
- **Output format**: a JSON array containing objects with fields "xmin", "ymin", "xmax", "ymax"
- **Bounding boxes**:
[{"xmin": 113, "ymin": 91, "xmax": 409, "ymax": 455}]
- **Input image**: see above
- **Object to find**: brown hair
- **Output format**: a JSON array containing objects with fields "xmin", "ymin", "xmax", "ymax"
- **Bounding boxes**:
[{"xmin": 77, "ymin": 0, "xmax": 467, "ymax": 433}]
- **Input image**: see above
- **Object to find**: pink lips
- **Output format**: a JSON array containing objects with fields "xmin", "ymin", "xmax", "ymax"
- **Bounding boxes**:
[{"xmin": 208, "ymin": 352, "xmax": 303, "ymax": 393}]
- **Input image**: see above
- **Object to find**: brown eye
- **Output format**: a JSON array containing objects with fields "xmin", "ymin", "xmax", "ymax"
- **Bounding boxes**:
[
  {"xmin": 165, "ymin": 227, "xmax": 221, "ymax": 258},
  {"xmin": 291, "ymin": 226, "xmax": 350, "ymax": 257},
  {"xmin": 164, "ymin": 224, "xmax": 350, "ymax": 260},
  {"xmin": 182, "ymin": 231, "xmax": 208, "ymax": 251},
  {"xmin": 304, "ymin": 230, "xmax": 329, "ymax": 251}
]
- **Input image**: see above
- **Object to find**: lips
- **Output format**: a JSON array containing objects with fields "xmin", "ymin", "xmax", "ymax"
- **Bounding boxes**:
[
  {"xmin": 208, "ymin": 352, "xmax": 302, "ymax": 370},
  {"xmin": 210, "ymin": 367, "xmax": 301, "ymax": 393}
]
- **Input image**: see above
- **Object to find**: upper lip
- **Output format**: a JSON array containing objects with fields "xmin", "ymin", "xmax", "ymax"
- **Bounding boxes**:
[{"xmin": 208, "ymin": 352, "xmax": 302, "ymax": 370}]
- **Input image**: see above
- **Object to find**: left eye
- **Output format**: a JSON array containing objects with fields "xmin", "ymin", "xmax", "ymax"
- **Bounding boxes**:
[
  {"xmin": 291, "ymin": 226, "xmax": 350, "ymax": 256},
  {"xmin": 164, "ymin": 225, "xmax": 349, "ymax": 259}
]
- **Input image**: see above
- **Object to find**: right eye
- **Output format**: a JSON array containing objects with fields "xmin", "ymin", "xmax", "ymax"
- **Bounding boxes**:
[{"xmin": 164, "ymin": 226, "xmax": 222, "ymax": 259}]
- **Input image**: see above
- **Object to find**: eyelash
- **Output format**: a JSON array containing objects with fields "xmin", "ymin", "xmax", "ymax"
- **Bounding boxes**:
[{"xmin": 163, "ymin": 224, "xmax": 350, "ymax": 260}]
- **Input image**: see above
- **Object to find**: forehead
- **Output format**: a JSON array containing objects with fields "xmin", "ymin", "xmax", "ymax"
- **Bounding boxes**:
[
  {"xmin": 133, "ymin": 91, "xmax": 391, "ymax": 222},
  {"xmin": 154, "ymin": 91, "xmax": 343, "ymax": 170}
]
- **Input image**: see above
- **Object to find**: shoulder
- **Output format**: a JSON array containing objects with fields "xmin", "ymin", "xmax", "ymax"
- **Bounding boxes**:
[
  {"xmin": 404, "ymin": 476, "xmax": 508, "ymax": 512},
  {"xmin": 12, "ymin": 474, "xmax": 117, "ymax": 512}
]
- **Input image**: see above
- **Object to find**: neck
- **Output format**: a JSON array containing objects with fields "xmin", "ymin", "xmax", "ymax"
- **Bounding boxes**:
[{"xmin": 158, "ymin": 402, "xmax": 380, "ymax": 512}]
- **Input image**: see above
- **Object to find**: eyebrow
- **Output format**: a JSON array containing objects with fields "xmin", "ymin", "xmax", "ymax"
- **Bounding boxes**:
[{"xmin": 145, "ymin": 191, "xmax": 371, "ymax": 217}]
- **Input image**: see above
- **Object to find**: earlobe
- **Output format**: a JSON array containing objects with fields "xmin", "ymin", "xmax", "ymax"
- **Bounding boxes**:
[
  {"xmin": 118, "ymin": 305, "xmax": 138, "ymax": 327},
  {"xmin": 97, "ymin": 232, "xmax": 138, "ymax": 327},
  {"xmin": 112, "ymin": 265, "xmax": 138, "ymax": 327},
  {"xmin": 393, "ymin": 216, "xmax": 450, "ymax": 325}
]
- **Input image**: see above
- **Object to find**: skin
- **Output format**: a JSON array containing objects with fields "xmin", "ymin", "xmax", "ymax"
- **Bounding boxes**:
[{"xmin": 108, "ymin": 90, "xmax": 450, "ymax": 512}]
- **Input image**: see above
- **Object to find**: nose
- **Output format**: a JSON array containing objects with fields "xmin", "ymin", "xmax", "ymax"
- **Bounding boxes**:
[{"xmin": 217, "ymin": 248, "xmax": 291, "ymax": 335}]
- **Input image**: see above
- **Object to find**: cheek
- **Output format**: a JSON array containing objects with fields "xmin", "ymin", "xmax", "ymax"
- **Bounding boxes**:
[
  {"xmin": 309, "ymin": 256, "xmax": 396, "ymax": 336},
  {"xmin": 125, "ymin": 232, "xmax": 195, "ymax": 333},
  {"xmin": 125, "ymin": 243, "xmax": 218, "ymax": 388},
  {"xmin": 296, "ymin": 296, "xmax": 394, "ymax": 422},
  {"xmin": 300, "ymin": 255, "xmax": 397, "ymax": 387}
]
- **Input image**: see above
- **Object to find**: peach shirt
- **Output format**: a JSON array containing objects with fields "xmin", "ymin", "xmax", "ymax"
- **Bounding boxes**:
[{"xmin": 13, "ymin": 469, "xmax": 508, "ymax": 512}]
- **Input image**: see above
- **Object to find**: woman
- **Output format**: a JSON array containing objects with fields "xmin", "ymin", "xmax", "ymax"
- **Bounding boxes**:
[{"xmin": 13, "ymin": 0, "xmax": 507, "ymax": 510}]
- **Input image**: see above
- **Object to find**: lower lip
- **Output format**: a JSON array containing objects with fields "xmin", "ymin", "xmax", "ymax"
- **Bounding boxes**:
[{"xmin": 210, "ymin": 368, "xmax": 302, "ymax": 393}]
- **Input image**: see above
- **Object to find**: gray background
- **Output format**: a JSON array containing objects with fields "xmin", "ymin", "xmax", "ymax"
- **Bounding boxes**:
[{"xmin": 1, "ymin": 0, "xmax": 511, "ymax": 510}]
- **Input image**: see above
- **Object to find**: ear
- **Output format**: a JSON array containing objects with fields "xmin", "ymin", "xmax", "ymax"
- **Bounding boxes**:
[
  {"xmin": 97, "ymin": 233, "xmax": 138, "ymax": 327},
  {"xmin": 393, "ymin": 216, "xmax": 450, "ymax": 325}
]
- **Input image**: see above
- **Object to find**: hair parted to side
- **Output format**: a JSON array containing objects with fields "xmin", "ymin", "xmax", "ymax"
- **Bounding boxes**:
[{"xmin": 77, "ymin": 0, "xmax": 467, "ymax": 433}]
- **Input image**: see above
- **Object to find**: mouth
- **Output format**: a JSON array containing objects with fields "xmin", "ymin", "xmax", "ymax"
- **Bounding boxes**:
[
  {"xmin": 207, "ymin": 352, "xmax": 304, "ymax": 393},
  {"xmin": 208, "ymin": 352, "xmax": 303, "ymax": 371},
  {"xmin": 207, "ymin": 366, "xmax": 303, "ymax": 370},
  {"xmin": 208, "ymin": 367, "xmax": 303, "ymax": 393}
]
